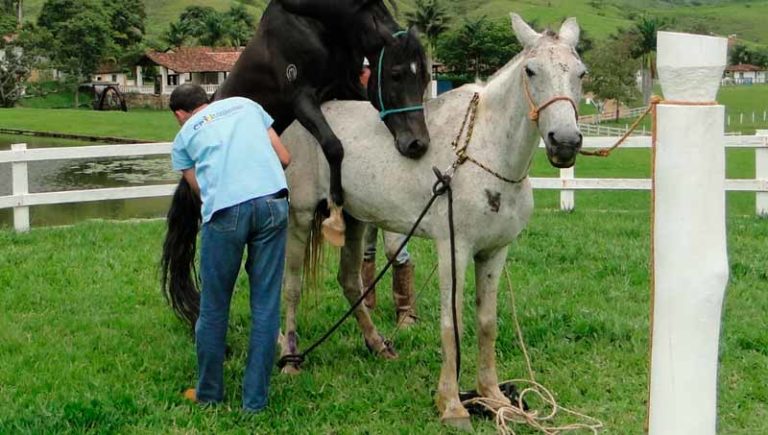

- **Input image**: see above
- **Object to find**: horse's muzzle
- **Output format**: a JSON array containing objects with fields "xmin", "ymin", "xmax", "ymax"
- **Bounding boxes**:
[
  {"xmin": 397, "ymin": 137, "xmax": 429, "ymax": 159},
  {"xmin": 546, "ymin": 130, "xmax": 582, "ymax": 168}
]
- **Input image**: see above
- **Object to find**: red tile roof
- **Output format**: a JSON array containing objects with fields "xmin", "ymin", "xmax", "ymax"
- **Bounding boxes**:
[
  {"xmin": 2, "ymin": 33, "xmax": 17, "ymax": 43},
  {"xmin": 726, "ymin": 64, "xmax": 765, "ymax": 73},
  {"xmin": 144, "ymin": 46, "xmax": 244, "ymax": 73}
]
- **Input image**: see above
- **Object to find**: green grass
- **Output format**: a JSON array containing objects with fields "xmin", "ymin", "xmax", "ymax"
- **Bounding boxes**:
[
  {"xmin": 596, "ymin": 84, "xmax": 768, "ymax": 135},
  {"xmin": 0, "ymin": 206, "xmax": 765, "ymax": 433},
  {"xmin": 0, "ymin": 108, "xmax": 179, "ymax": 142}
]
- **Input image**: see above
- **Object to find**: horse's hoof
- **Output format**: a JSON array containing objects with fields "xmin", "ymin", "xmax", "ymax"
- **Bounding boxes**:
[
  {"xmin": 281, "ymin": 364, "xmax": 301, "ymax": 375},
  {"xmin": 441, "ymin": 415, "xmax": 473, "ymax": 432},
  {"xmin": 365, "ymin": 337, "xmax": 399, "ymax": 360},
  {"xmin": 321, "ymin": 205, "xmax": 345, "ymax": 247}
]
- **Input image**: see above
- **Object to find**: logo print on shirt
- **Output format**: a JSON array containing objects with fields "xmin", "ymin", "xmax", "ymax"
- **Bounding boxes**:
[{"xmin": 192, "ymin": 105, "xmax": 245, "ymax": 131}]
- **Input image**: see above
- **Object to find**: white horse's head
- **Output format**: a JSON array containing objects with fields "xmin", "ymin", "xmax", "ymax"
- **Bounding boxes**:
[{"xmin": 511, "ymin": 13, "xmax": 586, "ymax": 168}]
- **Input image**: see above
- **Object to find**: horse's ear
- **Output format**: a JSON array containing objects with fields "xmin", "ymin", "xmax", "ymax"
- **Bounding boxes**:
[
  {"xmin": 407, "ymin": 26, "xmax": 423, "ymax": 44},
  {"xmin": 558, "ymin": 17, "xmax": 580, "ymax": 48},
  {"xmin": 510, "ymin": 13, "xmax": 540, "ymax": 48}
]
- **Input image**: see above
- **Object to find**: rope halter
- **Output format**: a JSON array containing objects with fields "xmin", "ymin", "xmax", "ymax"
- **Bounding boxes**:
[
  {"xmin": 522, "ymin": 68, "xmax": 579, "ymax": 123},
  {"xmin": 377, "ymin": 30, "xmax": 425, "ymax": 120}
]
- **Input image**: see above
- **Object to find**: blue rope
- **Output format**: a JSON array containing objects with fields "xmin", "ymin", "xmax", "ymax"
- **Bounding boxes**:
[{"xmin": 377, "ymin": 29, "xmax": 424, "ymax": 120}]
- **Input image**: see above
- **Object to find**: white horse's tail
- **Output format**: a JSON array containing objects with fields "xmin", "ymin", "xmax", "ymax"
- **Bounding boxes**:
[{"xmin": 303, "ymin": 200, "xmax": 328, "ymax": 291}]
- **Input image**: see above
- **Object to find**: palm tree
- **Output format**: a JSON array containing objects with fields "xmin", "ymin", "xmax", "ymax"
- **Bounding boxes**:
[
  {"xmin": 405, "ymin": 0, "xmax": 451, "ymax": 93},
  {"xmin": 631, "ymin": 16, "xmax": 665, "ymax": 105}
]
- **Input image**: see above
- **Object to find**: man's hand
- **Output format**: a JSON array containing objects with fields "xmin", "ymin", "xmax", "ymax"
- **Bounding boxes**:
[
  {"xmin": 268, "ymin": 128, "xmax": 292, "ymax": 169},
  {"xmin": 181, "ymin": 168, "xmax": 201, "ymax": 197}
]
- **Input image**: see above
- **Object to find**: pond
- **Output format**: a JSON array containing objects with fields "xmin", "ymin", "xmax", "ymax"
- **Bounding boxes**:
[{"xmin": 0, "ymin": 134, "xmax": 178, "ymax": 229}]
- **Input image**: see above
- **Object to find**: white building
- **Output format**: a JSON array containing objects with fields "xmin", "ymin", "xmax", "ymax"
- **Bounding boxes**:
[
  {"xmin": 128, "ymin": 46, "xmax": 245, "ymax": 95},
  {"xmin": 723, "ymin": 64, "xmax": 767, "ymax": 85}
]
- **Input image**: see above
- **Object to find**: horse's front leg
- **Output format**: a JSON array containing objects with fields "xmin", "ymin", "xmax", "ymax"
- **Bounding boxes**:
[
  {"xmin": 338, "ymin": 216, "xmax": 397, "ymax": 359},
  {"xmin": 474, "ymin": 247, "xmax": 512, "ymax": 408},
  {"xmin": 435, "ymin": 239, "xmax": 472, "ymax": 431},
  {"xmin": 293, "ymin": 91, "xmax": 346, "ymax": 246},
  {"xmin": 293, "ymin": 91, "xmax": 344, "ymax": 204}
]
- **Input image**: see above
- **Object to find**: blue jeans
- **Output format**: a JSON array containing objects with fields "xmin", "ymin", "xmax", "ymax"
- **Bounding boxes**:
[
  {"xmin": 363, "ymin": 225, "xmax": 410, "ymax": 265},
  {"xmin": 195, "ymin": 193, "xmax": 288, "ymax": 412}
]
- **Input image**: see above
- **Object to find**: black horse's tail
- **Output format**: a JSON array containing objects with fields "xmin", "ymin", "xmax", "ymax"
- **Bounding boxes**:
[{"xmin": 161, "ymin": 177, "xmax": 202, "ymax": 331}]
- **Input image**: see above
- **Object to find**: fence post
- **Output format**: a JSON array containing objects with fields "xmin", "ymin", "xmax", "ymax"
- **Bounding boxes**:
[
  {"xmin": 649, "ymin": 32, "xmax": 729, "ymax": 435},
  {"xmin": 757, "ymin": 130, "xmax": 768, "ymax": 217},
  {"xmin": 560, "ymin": 166, "xmax": 575, "ymax": 211},
  {"xmin": 11, "ymin": 143, "xmax": 30, "ymax": 232}
]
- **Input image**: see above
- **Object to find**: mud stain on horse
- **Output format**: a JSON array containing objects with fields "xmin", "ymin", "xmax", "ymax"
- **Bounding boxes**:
[{"xmin": 485, "ymin": 189, "xmax": 501, "ymax": 213}]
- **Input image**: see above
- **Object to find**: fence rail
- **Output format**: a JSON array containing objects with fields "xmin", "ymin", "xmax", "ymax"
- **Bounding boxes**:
[{"xmin": 2, "ymin": 135, "xmax": 767, "ymax": 231}]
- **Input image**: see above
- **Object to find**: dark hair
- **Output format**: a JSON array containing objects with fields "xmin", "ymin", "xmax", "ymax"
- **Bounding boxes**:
[{"xmin": 169, "ymin": 84, "xmax": 209, "ymax": 112}]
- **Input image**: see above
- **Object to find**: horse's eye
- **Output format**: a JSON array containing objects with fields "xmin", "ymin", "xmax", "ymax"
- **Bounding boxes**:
[
  {"xmin": 578, "ymin": 70, "xmax": 588, "ymax": 79},
  {"xmin": 525, "ymin": 66, "xmax": 536, "ymax": 77},
  {"xmin": 391, "ymin": 70, "xmax": 403, "ymax": 81}
]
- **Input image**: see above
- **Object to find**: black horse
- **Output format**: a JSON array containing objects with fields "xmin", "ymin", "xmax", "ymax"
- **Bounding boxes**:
[{"xmin": 161, "ymin": 0, "xmax": 431, "ymax": 330}]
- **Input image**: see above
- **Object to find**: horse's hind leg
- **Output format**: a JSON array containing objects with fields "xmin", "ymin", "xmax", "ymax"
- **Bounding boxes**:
[
  {"xmin": 280, "ymin": 210, "xmax": 313, "ymax": 374},
  {"xmin": 338, "ymin": 217, "xmax": 398, "ymax": 359},
  {"xmin": 474, "ymin": 247, "xmax": 512, "ymax": 409}
]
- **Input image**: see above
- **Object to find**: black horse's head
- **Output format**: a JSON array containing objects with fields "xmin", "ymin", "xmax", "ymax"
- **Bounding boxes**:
[
  {"xmin": 367, "ymin": 27, "xmax": 431, "ymax": 159},
  {"xmin": 278, "ymin": 0, "xmax": 431, "ymax": 158}
]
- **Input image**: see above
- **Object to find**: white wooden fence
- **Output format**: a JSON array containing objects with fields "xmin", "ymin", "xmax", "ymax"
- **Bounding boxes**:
[{"xmin": 2, "ymin": 134, "xmax": 767, "ymax": 232}]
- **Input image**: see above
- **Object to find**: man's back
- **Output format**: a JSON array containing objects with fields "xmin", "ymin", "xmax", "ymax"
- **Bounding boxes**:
[{"xmin": 172, "ymin": 97, "xmax": 288, "ymax": 223}]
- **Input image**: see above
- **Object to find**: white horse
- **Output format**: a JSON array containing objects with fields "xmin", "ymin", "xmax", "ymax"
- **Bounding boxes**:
[{"xmin": 280, "ymin": 14, "xmax": 585, "ymax": 429}]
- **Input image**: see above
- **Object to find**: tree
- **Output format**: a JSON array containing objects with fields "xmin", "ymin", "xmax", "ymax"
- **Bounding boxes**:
[
  {"xmin": 405, "ymin": 0, "xmax": 450, "ymax": 91},
  {"xmin": 405, "ymin": 0, "xmax": 450, "ymax": 55},
  {"xmin": 163, "ymin": 5, "xmax": 255, "ymax": 48},
  {"xmin": 164, "ymin": 20, "xmax": 189, "ymax": 48},
  {"xmin": 225, "ymin": 4, "xmax": 255, "ymax": 47},
  {"xmin": 730, "ymin": 43, "xmax": 768, "ymax": 67},
  {"xmin": 34, "ymin": 0, "xmax": 111, "ymax": 107},
  {"xmin": 0, "ymin": 43, "xmax": 31, "ymax": 107},
  {"xmin": 437, "ymin": 17, "xmax": 521, "ymax": 80},
  {"xmin": 584, "ymin": 33, "xmax": 640, "ymax": 121},
  {"xmin": 630, "ymin": 15, "xmax": 666, "ymax": 106},
  {"xmin": 103, "ymin": 0, "xmax": 146, "ymax": 50}
]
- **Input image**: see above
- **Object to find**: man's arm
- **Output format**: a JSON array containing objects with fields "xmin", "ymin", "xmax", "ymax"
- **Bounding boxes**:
[
  {"xmin": 181, "ymin": 168, "xmax": 201, "ymax": 197},
  {"xmin": 268, "ymin": 128, "xmax": 292, "ymax": 169}
]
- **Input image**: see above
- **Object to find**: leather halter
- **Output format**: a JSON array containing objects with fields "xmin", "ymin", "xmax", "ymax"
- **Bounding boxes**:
[{"xmin": 522, "ymin": 69, "xmax": 579, "ymax": 123}]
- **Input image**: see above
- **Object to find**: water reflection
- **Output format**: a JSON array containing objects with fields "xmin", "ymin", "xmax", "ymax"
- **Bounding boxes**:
[{"xmin": 0, "ymin": 134, "xmax": 178, "ymax": 228}]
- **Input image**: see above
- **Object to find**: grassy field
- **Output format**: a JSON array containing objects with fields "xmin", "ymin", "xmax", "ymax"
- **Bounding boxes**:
[
  {"xmin": 0, "ymin": 108, "xmax": 179, "ymax": 143},
  {"xmin": 0, "ymin": 207, "xmax": 765, "ymax": 433}
]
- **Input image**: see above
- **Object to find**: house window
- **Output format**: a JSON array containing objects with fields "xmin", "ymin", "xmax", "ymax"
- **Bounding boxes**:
[
  {"xmin": 111, "ymin": 74, "xmax": 117, "ymax": 82},
  {"xmin": 96, "ymin": 76, "xmax": 102, "ymax": 81},
  {"xmin": 187, "ymin": 73, "xmax": 193, "ymax": 81},
  {"xmin": 200, "ymin": 72, "xmax": 219, "ymax": 85},
  {"xmin": 167, "ymin": 74, "xmax": 179, "ymax": 86}
]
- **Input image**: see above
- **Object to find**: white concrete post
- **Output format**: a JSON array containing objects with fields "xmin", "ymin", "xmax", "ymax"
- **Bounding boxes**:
[
  {"xmin": 560, "ymin": 166, "xmax": 575, "ymax": 211},
  {"xmin": 649, "ymin": 32, "xmax": 729, "ymax": 435},
  {"xmin": 756, "ymin": 129, "xmax": 768, "ymax": 217},
  {"xmin": 136, "ymin": 65, "xmax": 143, "ymax": 87},
  {"xmin": 11, "ymin": 143, "xmax": 30, "ymax": 232}
]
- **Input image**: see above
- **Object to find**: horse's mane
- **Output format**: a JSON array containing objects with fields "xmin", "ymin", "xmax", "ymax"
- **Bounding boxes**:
[{"xmin": 484, "ymin": 50, "xmax": 527, "ymax": 85}]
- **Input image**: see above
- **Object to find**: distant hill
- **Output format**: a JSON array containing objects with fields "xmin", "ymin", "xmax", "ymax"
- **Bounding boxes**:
[{"xmin": 21, "ymin": 0, "xmax": 768, "ymax": 47}]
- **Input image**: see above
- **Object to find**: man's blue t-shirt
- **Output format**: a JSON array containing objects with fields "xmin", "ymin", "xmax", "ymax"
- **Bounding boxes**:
[{"xmin": 171, "ymin": 97, "xmax": 288, "ymax": 224}]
